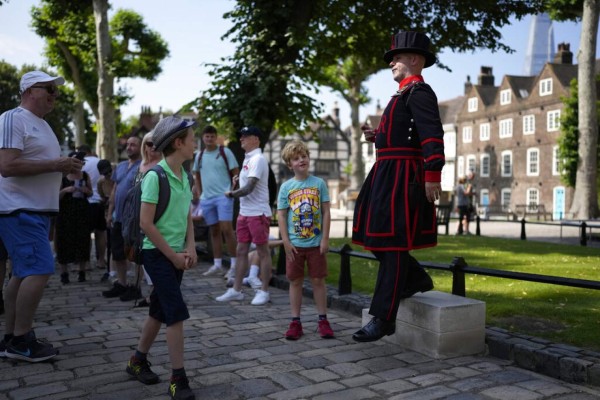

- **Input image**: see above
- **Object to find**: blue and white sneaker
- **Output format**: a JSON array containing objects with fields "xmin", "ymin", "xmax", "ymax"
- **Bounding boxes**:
[{"xmin": 5, "ymin": 331, "xmax": 58, "ymax": 362}]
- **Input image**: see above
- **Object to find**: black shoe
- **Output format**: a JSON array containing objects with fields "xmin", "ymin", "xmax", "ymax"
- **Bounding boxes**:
[
  {"xmin": 126, "ymin": 356, "xmax": 159, "ymax": 385},
  {"xmin": 168, "ymin": 376, "xmax": 195, "ymax": 400},
  {"xmin": 120, "ymin": 286, "xmax": 142, "ymax": 302},
  {"xmin": 352, "ymin": 317, "xmax": 396, "ymax": 343},
  {"xmin": 5, "ymin": 331, "xmax": 59, "ymax": 362},
  {"xmin": 100, "ymin": 272, "xmax": 110, "ymax": 282},
  {"xmin": 102, "ymin": 282, "xmax": 127, "ymax": 298},
  {"xmin": 60, "ymin": 272, "xmax": 70, "ymax": 284},
  {"xmin": 134, "ymin": 298, "xmax": 150, "ymax": 308},
  {"xmin": 78, "ymin": 271, "xmax": 86, "ymax": 282}
]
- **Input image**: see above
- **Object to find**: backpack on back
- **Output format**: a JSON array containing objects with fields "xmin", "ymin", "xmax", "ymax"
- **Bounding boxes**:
[{"xmin": 122, "ymin": 165, "xmax": 193, "ymax": 264}]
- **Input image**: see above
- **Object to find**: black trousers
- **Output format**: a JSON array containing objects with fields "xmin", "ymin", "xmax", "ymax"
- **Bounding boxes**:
[{"xmin": 369, "ymin": 251, "xmax": 428, "ymax": 321}]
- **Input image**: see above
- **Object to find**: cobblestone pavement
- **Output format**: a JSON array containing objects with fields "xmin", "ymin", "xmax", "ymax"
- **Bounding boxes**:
[{"xmin": 1, "ymin": 264, "xmax": 600, "ymax": 400}]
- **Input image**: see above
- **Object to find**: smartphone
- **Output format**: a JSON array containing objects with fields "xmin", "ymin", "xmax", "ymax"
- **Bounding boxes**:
[{"xmin": 74, "ymin": 151, "xmax": 87, "ymax": 162}]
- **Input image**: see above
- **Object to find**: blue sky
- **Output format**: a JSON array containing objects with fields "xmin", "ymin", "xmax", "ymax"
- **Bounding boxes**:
[{"xmin": 0, "ymin": 0, "xmax": 593, "ymax": 129}]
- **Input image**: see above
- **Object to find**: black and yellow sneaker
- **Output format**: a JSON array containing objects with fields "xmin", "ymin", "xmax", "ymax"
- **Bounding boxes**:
[
  {"xmin": 126, "ymin": 356, "xmax": 159, "ymax": 385},
  {"xmin": 168, "ymin": 376, "xmax": 195, "ymax": 400}
]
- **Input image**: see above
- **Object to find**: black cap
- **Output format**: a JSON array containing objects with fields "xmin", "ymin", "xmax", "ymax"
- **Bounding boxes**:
[{"xmin": 239, "ymin": 126, "xmax": 262, "ymax": 137}]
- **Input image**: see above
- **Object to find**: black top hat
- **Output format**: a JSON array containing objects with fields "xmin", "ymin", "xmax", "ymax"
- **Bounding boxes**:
[{"xmin": 383, "ymin": 31, "xmax": 437, "ymax": 68}]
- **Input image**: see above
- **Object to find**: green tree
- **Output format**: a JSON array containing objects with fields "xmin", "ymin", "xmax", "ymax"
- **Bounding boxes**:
[
  {"xmin": 547, "ymin": 0, "xmax": 599, "ymax": 218},
  {"xmin": 199, "ymin": 0, "xmax": 543, "ymax": 187},
  {"xmin": 31, "ymin": 0, "xmax": 169, "ymax": 160}
]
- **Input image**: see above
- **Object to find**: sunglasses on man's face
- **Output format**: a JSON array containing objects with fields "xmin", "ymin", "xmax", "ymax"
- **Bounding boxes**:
[{"xmin": 30, "ymin": 85, "xmax": 58, "ymax": 95}]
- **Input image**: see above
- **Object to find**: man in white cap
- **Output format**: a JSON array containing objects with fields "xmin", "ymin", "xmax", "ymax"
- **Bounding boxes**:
[{"xmin": 0, "ymin": 70, "xmax": 84, "ymax": 362}]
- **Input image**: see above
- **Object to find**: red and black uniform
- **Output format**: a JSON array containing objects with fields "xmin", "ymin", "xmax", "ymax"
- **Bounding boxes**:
[{"xmin": 352, "ymin": 75, "xmax": 445, "ymax": 321}]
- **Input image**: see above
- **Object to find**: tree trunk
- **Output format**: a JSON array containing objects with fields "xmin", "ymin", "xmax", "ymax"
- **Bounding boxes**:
[
  {"xmin": 93, "ymin": 0, "xmax": 117, "ymax": 161},
  {"xmin": 72, "ymin": 99, "xmax": 85, "ymax": 148},
  {"xmin": 570, "ymin": 0, "xmax": 600, "ymax": 219},
  {"xmin": 349, "ymin": 93, "xmax": 364, "ymax": 189}
]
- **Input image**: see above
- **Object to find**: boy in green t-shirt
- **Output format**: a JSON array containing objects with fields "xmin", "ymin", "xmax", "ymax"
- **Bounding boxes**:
[
  {"xmin": 277, "ymin": 140, "xmax": 333, "ymax": 340},
  {"xmin": 125, "ymin": 116, "xmax": 198, "ymax": 400}
]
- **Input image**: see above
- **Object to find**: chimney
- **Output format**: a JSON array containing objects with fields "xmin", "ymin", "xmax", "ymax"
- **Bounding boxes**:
[
  {"xmin": 332, "ymin": 101, "xmax": 340, "ymax": 121},
  {"xmin": 478, "ymin": 66, "xmax": 494, "ymax": 86},
  {"xmin": 376, "ymin": 99, "xmax": 383, "ymax": 115},
  {"xmin": 554, "ymin": 42, "xmax": 573, "ymax": 65},
  {"xmin": 464, "ymin": 75, "xmax": 473, "ymax": 94}
]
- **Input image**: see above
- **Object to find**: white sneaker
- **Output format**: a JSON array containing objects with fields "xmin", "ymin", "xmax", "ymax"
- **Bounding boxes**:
[
  {"xmin": 251, "ymin": 289, "xmax": 270, "ymax": 306},
  {"xmin": 216, "ymin": 288, "xmax": 244, "ymax": 302},
  {"xmin": 243, "ymin": 276, "xmax": 262, "ymax": 289},
  {"xmin": 203, "ymin": 265, "xmax": 226, "ymax": 276}
]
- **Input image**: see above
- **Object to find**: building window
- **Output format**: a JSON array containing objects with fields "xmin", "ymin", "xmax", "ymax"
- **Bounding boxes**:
[
  {"xmin": 552, "ymin": 145, "xmax": 560, "ymax": 176},
  {"xmin": 501, "ymin": 151, "xmax": 512, "ymax": 177},
  {"xmin": 467, "ymin": 97, "xmax": 478, "ymax": 112},
  {"xmin": 501, "ymin": 188, "xmax": 511, "ymax": 211},
  {"xmin": 523, "ymin": 114, "xmax": 535, "ymax": 135},
  {"xmin": 314, "ymin": 159, "xmax": 339, "ymax": 178},
  {"xmin": 539, "ymin": 78, "xmax": 553, "ymax": 96},
  {"xmin": 547, "ymin": 110, "xmax": 561, "ymax": 132},
  {"xmin": 462, "ymin": 126, "xmax": 472, "ymax": 143},
  {"xmin": 457, "ymin": 156, "xmax": 465, "ymax": 177},
  {"xmin": 500, "ymin": 89, "xmax": 511, "ymax": 105},
  {"xmin": 480, "ymin": 123, "xmax": 490, "ymax": 141},
  {"xmin": 480, "ymin": 153, "xmax": 490, "ymax": 177},
  {"xmin": 499, "ymin": 118, "xmax": 513, "ymax": 138},
  {"xmin": 526, "ymin": 188, "xmax": 540, "ymax": 211},
  {"xmin": 466, "ymin": 155, "xmax": 476, "ymax": 175},
  {"xmin": 527, "ymin": 148, "xmax": 540, "ymax": 176}
]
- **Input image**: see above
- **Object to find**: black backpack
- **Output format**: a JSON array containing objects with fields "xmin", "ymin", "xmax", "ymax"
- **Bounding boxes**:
[{"xmin": 122, "ymin": 165, "xmax": 192, "ymax": 264}]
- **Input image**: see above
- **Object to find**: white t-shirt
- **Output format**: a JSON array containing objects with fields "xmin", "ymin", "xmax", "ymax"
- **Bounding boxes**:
[
  {"xmin": 83, "ymin": 155, "xmax": 102, "ymax": 203},
  {"xmin": 239, "ymin": 148, "xmax": 271, "ymax": 217},
  {"xmin": 0, "ymin": 107, "xmax": 62, "ymax": 214}
]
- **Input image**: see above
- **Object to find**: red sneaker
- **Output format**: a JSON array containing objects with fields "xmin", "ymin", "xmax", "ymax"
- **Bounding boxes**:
[
  {"xmin": 317, "ymin": 319, "xmax": 334, "ymax": 339},
  {"xmin": 285, "ymin": 320, "xmax": 303, "ymax": 340}
]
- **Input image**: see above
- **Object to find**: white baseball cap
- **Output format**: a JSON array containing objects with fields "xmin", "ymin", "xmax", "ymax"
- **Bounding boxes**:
[{"xmin": 20, "ymin": 71, "xmax": 65, "ymax": 94}]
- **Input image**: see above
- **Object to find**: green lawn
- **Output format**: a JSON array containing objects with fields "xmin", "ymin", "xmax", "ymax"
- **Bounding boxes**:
[{"xmin": 325, "ymin": 236, "xmax": 600, "ymax": 351}]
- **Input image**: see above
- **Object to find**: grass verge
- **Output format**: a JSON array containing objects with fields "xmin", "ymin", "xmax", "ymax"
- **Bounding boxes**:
[{"xmin": 325, "ymin": 236, "xmax": 600, "ymax": 351}]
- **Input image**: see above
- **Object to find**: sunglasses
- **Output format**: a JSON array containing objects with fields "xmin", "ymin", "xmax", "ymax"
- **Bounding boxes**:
[{"xmin": 30, "ymin": 85, "xmax": 58, "ymax": 95}]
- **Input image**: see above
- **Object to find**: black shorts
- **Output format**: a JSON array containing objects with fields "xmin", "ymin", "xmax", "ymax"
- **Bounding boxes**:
[
  {"xmin": 110, "ymin": 222, "xmax": 126, "ymax": 261},
  {"xmin": 142, "ymin": 248, "xmax": 189, "ymax": 326},
  {"xmin": 89, "ymin": 203, "xmax": 107, "ymax": 231}
]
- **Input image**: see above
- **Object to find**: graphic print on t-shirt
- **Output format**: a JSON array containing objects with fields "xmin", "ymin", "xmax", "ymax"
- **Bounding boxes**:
[{"xmin": 288, "ymin": 187, "xmax": 321, "ymax": 239}]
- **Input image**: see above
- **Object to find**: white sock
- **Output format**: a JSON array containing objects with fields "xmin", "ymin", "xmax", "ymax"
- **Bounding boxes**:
[
  {"xmin": 214, "ymin": 258, "xmax": 222, "ymax": 267},
  {"xmin": 249, "ymin": 265, "xmax": 259, "ymax": 278},
  {"xmin": 230, "ymin": 257, "xmax": 237, "ymax": 268}
]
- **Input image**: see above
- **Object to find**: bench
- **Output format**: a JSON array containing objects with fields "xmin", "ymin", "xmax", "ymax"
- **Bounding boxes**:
[
  {"xmin": 478, "ymin": 205, "xmax": 515, "ymax": 221},
  {"xmin": 362, "ymin": 291, "xmax": 485, "ymax": 359},
  {"xmin": 515, "ymin": 204, "xmax": 552, "ymax": 221},
  {"xmin": 436, "ymin": 203, "xmax": 452, "ymax": 235}
]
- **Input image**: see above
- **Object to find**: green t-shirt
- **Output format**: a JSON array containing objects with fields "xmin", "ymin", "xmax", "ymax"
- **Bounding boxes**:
[{"xmin": 141, "ymin": 160, "xmax": 192, "ymax": 251}]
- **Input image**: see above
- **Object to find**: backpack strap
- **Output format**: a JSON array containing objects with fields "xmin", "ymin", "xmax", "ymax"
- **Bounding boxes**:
[{"xmin": 149, "ymin": 165, "xmax": 170, "ymax": 223}]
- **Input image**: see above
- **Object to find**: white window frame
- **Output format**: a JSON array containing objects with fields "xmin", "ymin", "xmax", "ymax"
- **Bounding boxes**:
[
  {"xmin": 501, "ymin": 150, "xmax": 512, "ymax": 177},
  {"xmin": 500, "ymin": 89, "xmax": 511, "ymax": 105},
  {"xmin": 539, "ymin": 78, "xmax": 553, "ymax": 96},
  {"xmin": 499, "ymin": 118, "xmax": 513, "ymax": 138},
  {"xmin": 523, "ymin": 114, "xmax": 535, "ymax": 135},
  {"xmin": 479, "ymin": 123, "xmax": 490, "ymax": 141},
  {"xmin": 457, "ymin": 156, "xmax": 465, "ymax": 178},
  {"xmin": 480, "ymin": 153, "xmax": 490, "ymax": 177},
  {"xmin": 547, "ymin": 110, "xmax": 561, "ymax": 132},
  {"xmin": 467, "ymin": 97, "xmax": 478, "ymax": 112},
  {"xmin": 527, "ymin": 148, "xmax": 540, "ymax": 176},
  {"xmin": 466, "ymin": 155, "xmax": 476, "ymax": 176},
  {"xmin": 526, "ymin": 188, "xmax": 540, "ymax": 212},
  {"xmin": 552, "ymin": 145, "xmax": 560, "ymax": 176},
  {"xmin": 462, "ymin": 126, "xmax": 472, "ymax": 143},
  {"xmin": 501, "ymin": 188, "xmax": 511, "ymax": 211}
]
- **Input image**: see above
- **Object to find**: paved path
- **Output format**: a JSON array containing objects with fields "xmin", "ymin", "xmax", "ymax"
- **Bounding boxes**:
[{"xmin": 1, "ymin": 264, "xmax": 599, "ymax": 400}]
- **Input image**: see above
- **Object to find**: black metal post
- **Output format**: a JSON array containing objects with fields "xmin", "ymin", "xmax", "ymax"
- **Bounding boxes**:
[
  {"xmin": 344, "ymin": 216, "xmax": 349, "ymax": 238},
  {"xmin": 338, "ymin": 244, "xmax": 353, "ymax": 295},
  {"xmin": 520, "ymin": 218, "xmax": 527, "ymax": 240},
  {"xmin": 476, "ymin": 215, "xmax": 481, "ymax": 236},
  {"xmin": 580, "ymin": 222, "xmax": 588, "ymax": 246},
  {"xmin": 450, "ymin": 256, "xmax": 467, "ymax": 297}
]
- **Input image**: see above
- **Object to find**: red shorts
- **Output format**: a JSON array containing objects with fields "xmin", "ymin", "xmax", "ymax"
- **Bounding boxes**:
[
  {"xmin": 286, "ymin": 246, "xmax": 328, "ymax": 281},
  {"xmin": 236, "ymin": 215, "xmax": 270, "ymax": 245}
]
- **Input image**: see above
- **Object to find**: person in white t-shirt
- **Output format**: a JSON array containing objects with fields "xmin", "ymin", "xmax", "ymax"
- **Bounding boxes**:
[
  {"xmin": 0, "ymin": 70, "xmax": 83, "ymax": 362},
  {"xmin": 216, "ymin": 126, "xmax": 272, "ymax": 306}
]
